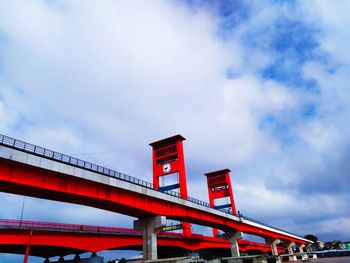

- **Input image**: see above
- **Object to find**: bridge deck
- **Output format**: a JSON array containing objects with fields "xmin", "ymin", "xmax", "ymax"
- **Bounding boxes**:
[
  {"xmin": 0, "ymin": 134, "xmax": 312, "ymax": 245},
  {"xmin": 0, "ymin": 218, "xmax": 279, "ymax": 258}
]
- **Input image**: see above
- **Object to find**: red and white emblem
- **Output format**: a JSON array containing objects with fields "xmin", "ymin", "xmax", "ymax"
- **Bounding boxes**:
[{"xmin": 162, "ymin": 163, "xmax": 171, "ymax": 174}]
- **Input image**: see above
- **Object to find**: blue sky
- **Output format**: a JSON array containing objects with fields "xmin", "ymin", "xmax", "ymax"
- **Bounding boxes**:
[{"xmin": 0, "ymin": 0, "xmax": 350, "ymax": 262}]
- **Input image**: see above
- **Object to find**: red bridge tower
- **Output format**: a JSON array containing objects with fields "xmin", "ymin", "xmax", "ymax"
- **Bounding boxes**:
[
  {"xmin": 205, "ymin": 169, "xmax": 237, "ymax": 237},
  {"xmin": 149, "ymin": 135, "xmax": 191, "ymax": 236}
]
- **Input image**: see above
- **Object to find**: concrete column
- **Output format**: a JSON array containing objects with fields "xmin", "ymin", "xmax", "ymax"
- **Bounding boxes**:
[
  {"xmin": 265, "ymin": 238, "xmax": 281, "ymax": 263},
  {"xmin": 265, "ymin": 238, "xmax": 280, "ymax": 256},
  {"xmin": 224, "ymin": 231, "xmax": 243, "ymax": 257},
  {"xmin": 298, "ymin": 244, "xmax": 308, "ymax": 260},
  {"xmin": 306, "ymin": 244, "xmax": 312, "ymax": 252},
  {"xmin": 287, "ymin": 242, "xmax": 297, "ymax": 261},
  {"xmin": 73, "ymin": 254, "xmax": 80, "ymax": 262},
  {"xmin": 134, "ymin": 215, "xmax": 166, "ymax": 261}
]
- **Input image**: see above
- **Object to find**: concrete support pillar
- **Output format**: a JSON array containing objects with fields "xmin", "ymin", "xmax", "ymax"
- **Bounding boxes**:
[
  {"xmin": 306, "ymin": 244, "xmax": 312, "ymax": 252},
  {"xmin": 298, "ymin": 244, "xmax": 308, "ymax": 260},
  {"xmin": 265, "ymin": 238, "xmax": 281, "ymax": 263},
  {"xmin": 73, "ymin": 254, "xmax": 80, "ymax": 262},
  {"xmin": 287, "ymin": 242, "xmax": 297, "ymax": 261},
  {"xmin": 265, "ymin": 238, "xmax": 280, "ymax": 256},
  {"xmin": 224, "ymin": 231, "xmax": 243, "ymax": 257},
  {"xmin": 134, "ymin": 215, "xmax": 166, "ymax": 261}
]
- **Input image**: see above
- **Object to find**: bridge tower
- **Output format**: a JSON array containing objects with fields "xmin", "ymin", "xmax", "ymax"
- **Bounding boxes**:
[
  {"xmin": 149, "ymin": 134, "xmax": 191, "ymax": 236},
  {"xmin": 205, "ymin": 169, "xmax": 237, "ymax": 237}
]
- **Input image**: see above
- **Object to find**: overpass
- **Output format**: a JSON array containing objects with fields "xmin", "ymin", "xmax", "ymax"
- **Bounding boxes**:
[
  {"xmin": 0, "ymin": 218, "xmax": 280, "ymax": 260},
  {"xmin": 0, "ymin": 134, "xmax": 312, "ymax": 260}
]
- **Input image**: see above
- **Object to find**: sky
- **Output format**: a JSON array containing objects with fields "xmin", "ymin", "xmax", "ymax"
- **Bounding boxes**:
[{"xmin": 0, "ymin": 0, "xmax": 350, "ymax": 262}]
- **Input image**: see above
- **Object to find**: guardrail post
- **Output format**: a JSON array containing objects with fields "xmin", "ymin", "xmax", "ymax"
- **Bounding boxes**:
[{"xmin": 134, "ymin": 216, "xmax": 166, "ymax": 261}]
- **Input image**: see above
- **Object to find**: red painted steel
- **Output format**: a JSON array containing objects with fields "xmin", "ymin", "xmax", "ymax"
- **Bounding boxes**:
[
  {"xmin": 205, "ymin": 169, "xmax": 237, "ymax": 237},
  {"xmin": 205, "ymin": 169, "xmax": 237, "ymax": 215},
  {"xmin": 0, "ymin": 219, "xmax": 282, "ymax": 256},
  {"xmin": 0, "ymin": 157, "xmax": 309, "ymax": 245},
  {"xmin": 23, "ymin": 230, "xmax": 32, "ymax": 263},
  {"xmin": 150, "ymin": 135, "xmax": 191, "ymax": 236}
]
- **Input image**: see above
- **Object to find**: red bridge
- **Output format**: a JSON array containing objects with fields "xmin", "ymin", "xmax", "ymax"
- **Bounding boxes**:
[
  {"xmin": 0, "ymin": 134, "xmax": 312, "ymax": 261},
  {"xmin": 0, "ymin": 219, "xmax": 281, "ymax": 259}
]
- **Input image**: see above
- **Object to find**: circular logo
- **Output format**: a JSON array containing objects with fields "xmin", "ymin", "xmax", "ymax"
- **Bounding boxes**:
[{"xmin": 162, "ymin": 163, "xmax": 171, "ymax": 174}]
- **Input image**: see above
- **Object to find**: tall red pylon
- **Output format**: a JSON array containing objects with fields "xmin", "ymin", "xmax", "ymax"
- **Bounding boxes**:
[
  {"xmin": 205, "ymin": 169, "xmax": 237, "ymax": 237},
  {"xmin": 149, "ymin": 135, "xmax": 191, "ymax": 236}
]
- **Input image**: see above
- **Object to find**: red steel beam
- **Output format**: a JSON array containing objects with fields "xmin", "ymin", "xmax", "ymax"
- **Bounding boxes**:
[
  {"xmin": 0, "ymin": 228, "xmax": 280, "ymax": 255},
  {"xmin": 0, "ymin": 158, "xmax": 309, "ymax": 244}
]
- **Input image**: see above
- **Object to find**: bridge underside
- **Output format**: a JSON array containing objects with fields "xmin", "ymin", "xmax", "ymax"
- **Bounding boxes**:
[
  {"xmin": 0, "ymin": 245, "xmax": 84, "ymax": 259},
  {"xmin": 0, "ymin": 245, "xmax": 270, "ymax": 260},
  {"xmin": 0, "ymin": 157, "xmax": 308, "ymax": 244},
  {"xmin": 0, "ymin": 228, "xmax": 279, "ymax": 259}
]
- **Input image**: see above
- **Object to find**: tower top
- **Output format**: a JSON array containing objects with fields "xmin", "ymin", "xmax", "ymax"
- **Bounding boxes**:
[
  {"xmin": 204, "ymin": 168, "xmax": 231, "ymax": 177},
  {"xmin": 149, "ymin": 134, "xmax": 186, "ymax": 147}
]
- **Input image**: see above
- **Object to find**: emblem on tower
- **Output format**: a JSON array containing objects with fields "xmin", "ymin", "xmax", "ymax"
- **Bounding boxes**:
[{"xmin": 162, "ymin": 163, "xmax": 171, "ymax": 174}]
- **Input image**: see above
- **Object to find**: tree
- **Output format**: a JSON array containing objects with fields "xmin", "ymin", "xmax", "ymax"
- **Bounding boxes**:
[{"xmin": 304, "ymin": 234, "xmax": 318, "ymax": 243}]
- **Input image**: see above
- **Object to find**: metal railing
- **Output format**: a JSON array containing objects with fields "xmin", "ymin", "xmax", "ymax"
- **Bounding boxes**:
[
  {"xmin": 0, "ymin": 134, "xmax": 210, "ymax": 208},
  {"xmin": 0, "ymin": 219, "xmax": 191, "ymax": 239},
  {"xmin": 0, "ymin": 218, "xmax": 140, "ymax": 234},
  {"xmin": 242, "ymin": 215, "xmax": 302, "ymax": 239}
]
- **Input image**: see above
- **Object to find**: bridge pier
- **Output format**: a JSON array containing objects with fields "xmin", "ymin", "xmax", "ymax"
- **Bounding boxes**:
[
  {"xmin": 265, "ymin": 238, "xmax": 281, "ymax": 263},
  {"xmin": 134, "ymin": 215, "xmax": 166, "ymax": 261},
  {"xmin": 224, "ymin": 231, "xmax": 243, "ymax": 257},
  {"xmin": 286, "ymin": 242, "xmax": 297, "ymax": 261},
  {"xmin": 298, "ymin": 244, "xmax": 308, "ymax": 260},
  {"xmin": 306, "ymin": 243, "xmax": 312, "ymax": 252},
  {"xmin": 73, "ymin": 254, "xmax": 80, "ymax": 262},
  {"xmin": 306, "ymin": 244, "xmax": 317, "ymax": 259}
]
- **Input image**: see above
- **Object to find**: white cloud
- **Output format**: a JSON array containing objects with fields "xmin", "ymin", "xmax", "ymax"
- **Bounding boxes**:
[
  {"xmin": 0, "ymin": 2, "xmax": 349, "ymax": 258},
  {"xmin": 317, "ymin": 218, "xmax": 350, "ymax": 238},
  {"xmin": 217, "ymin": 74, "xmax": 296, "ymax": 162},
  {"xmin": 236, "ymin": 182, "xmax": 340, "ymax": 217},
  {"xmin": 301, "ymin": 0, "xmax": 350, "ymax": 65}
]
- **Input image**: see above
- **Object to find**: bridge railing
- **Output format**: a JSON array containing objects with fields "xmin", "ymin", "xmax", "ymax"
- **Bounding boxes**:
[
  {"xmin": 0, "ymin": 219, "xmax": 191, "ymax": 238},
  {"xmin": 0, "ymin": 134, "xmax": 210, "ymax": 208},
  {"xmin": 0, "ymin": 218, "xmax": 140, "ymax": 234},
  {"xmin": 241, "ymin": 215, "xmax": 300, "ymax": 238}
]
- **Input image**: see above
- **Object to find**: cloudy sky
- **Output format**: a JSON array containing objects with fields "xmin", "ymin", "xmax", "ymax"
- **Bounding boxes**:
[{"xmin": 1, "ymin": 0, "xmax": 350, "ymax": 262}]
